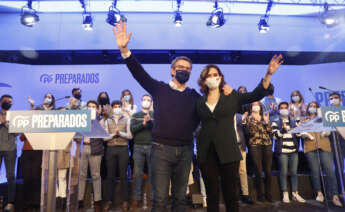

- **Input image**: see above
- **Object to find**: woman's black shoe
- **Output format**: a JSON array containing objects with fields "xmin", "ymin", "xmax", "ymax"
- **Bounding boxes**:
[
  {"xmin": 61, "ymin": 198, "xmax": 67, "ymax": 209},
  {"xmin": 257, "ymin": 196, "xmax": 266, "ymax": 202},
  {"xmin": 241, "ymin": 195, "xmax": 255, "ymax": 204},
  {"xmin": 78, "ymin": 200, "xmax": 84, "ymax": 209},
  {"xmin": 56, "ymin": 197, "xmax": 62, "ymax": 209}
]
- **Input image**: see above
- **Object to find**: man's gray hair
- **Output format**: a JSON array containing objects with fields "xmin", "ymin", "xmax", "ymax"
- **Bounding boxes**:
[{"xmin": 170, "ymin": 56, "xmax": 193, "ymax": 70}]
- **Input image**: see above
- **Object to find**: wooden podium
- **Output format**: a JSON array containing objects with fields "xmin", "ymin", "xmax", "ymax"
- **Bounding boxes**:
[{"xmin": 7, "ymin": 110, "xmax": 93, "ymax": 212}]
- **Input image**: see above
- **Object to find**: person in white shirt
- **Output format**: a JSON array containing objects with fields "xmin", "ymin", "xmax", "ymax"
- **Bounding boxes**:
[{"xmin": 120, "ymin": 89, "xmax": 137, "ymax": 118}]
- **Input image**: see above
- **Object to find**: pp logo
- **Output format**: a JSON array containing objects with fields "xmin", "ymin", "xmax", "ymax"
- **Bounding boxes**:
[
  {"xmin": 12, "ymin": 116, "xmax": 30, "ymax": 128},
  {"xmin": 325, "ymin": 111, "xmax": 340, "ymax": 123},
  {"xmin": 40, "ymin": 74, "xmax": 54, "ymax": 83}
]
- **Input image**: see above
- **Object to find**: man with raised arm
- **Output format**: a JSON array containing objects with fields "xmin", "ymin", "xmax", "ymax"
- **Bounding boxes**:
[{"xmin": 112, "ymin": 22, "xmax": 233, "ymax": 212}]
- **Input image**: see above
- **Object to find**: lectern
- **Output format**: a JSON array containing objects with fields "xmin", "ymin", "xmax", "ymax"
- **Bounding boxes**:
[
  {"xmin": 291, "ymin": 106, "xmax": 345, "ymax": 208},
  {"xmin": 7, "ymin": 110, "xmax": 92, "ymax": 212}
]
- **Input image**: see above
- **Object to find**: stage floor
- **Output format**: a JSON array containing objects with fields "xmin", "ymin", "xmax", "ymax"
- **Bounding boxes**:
[{"xmin": 62, "ymin": 200, "xmax": 344, "ymax": 212}]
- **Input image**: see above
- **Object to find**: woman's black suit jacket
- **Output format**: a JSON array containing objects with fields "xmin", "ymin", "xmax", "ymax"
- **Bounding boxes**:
[{"xmin": 196, "ymin": 80, "xmax": 273, "ymax": 165}]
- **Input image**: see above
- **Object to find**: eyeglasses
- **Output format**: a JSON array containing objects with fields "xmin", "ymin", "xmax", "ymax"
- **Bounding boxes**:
[
  {"xmin": 329, "ymin": 97, "xmax": 339, "ymax": 100},
  {"xmin": 206, "ymin": 73, "xmax": 219, "ymax": 78},
  {"xmin": 175, "ymin": 65, "xmax": 191, "ymax": 71}
]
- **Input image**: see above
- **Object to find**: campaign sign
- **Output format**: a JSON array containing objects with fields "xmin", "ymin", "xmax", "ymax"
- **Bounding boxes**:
[
  {"xmin": 7, "ymin": 110, "xmax": 91, "ymax": 133},
  {"xmin": 321, "ymin": 107, "xmax": 345, "ymax": 127}
]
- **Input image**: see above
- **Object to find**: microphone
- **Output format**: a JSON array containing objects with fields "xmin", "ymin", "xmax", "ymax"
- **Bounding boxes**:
[
  {"xmin": 55, "ymin": 96, "xmax": 70, "ymax": 101},
  {"xmin": 319, "ymin": 86, "xmax": 335, "ymax": 92},
  {"xmin": 35, "ymin": 96, "xmax": 70, "ymax": 108},
  {"xmin": 308, "ymin": 88, "xmax": 316, "ymax": 101}
]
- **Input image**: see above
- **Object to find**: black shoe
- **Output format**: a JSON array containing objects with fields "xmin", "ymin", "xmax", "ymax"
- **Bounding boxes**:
[
  {"xmin": 265, "ymin": 197, "xmax": 273, "ymax": 203},
  {"xmin": 258, "ymin": 196, "xmax": 266, "ymax": 202},
  {"xmin": 56, "ymin": 197, "xmax": 62, "ymax": 209},
  {"xmin": 241, "ymin": 195, "xmax": 255, "ymax": 205},
  {"xmin": 78, "ymin": 200, "xmax": 84, "ymax": 209},
  {"xmin": 61, "ymin": 198, "xmax": 67, "ymax": 210}
]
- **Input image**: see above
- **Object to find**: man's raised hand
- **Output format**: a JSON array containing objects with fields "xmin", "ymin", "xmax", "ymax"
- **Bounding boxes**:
[
  {"xmin": 112, "ymin": 21, "xmax": 132, "ymax": 54},
  {"xmin": 267, "ymin": 54, "xmax": 284, "ymax": 75}
]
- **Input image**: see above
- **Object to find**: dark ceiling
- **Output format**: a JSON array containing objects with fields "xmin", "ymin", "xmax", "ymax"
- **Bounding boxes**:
[{"xmin": 1, "ymin": 50, "xmax": 345, "ymax": 65}]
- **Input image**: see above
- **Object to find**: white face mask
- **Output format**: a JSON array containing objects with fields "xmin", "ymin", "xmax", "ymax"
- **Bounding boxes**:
[
  {"xmin": 205, "ymin": 77, "xmax": 221, "ymax": 89},
  {"xmin": 44, "ymin": 97, "xmax": 52, "ymax": 105},
  {"xmin": 252, "ymin": 105, "xmax": 260, "ymax": 112},
  {"xmin": 330, "ymin": 98, "xmax": 340, "ymax": 106},
  {"xmin": 280, "ymin": 109, "xmax": 289, "ymax": 116},
  {"xmin": 113, "ymin": 108, "xmax": 122, "ymax": 115},
  {"xmin": 124, "ymin": 95, "xmax": 131, "ymax": 102},
  {"xmin": 142, "ymin": 100, "xmax": 151, "ymax": 109},
  {"xmin": 308, "ymin": 107, "xmax": 317, "ymax": 114},
  {"xmin": 292, "ymin": 95, "xmax": 300, "ymax": 103},
  {"xmin": 88, "ymin": 107, "xmax": 97, "ymax": 119}
]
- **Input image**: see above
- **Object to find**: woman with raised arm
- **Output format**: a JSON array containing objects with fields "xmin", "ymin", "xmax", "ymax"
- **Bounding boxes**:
[{"xmin": 196, "ymin": 55, "xmax": 283, "ymax": 212}]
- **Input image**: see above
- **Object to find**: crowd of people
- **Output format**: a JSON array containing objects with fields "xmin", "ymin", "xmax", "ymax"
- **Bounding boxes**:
[{"xmin": 0, "ymin": 21, "xmax": 344, "ymax": 212}]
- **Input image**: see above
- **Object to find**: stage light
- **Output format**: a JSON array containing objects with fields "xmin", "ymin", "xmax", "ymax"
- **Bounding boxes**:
[
  {"xmin": 82, "ymin": 13, "xmax": 93, "ymax": 31},
  {"xmin": 258, "ymin": 0, "xmax": 272, "ymax": 33},
  {"xmin": 79, "ymin": 0, "xmax": 94, "ymax": 30},
  {"xmin": 20, "ymin": 0, "xmax": 39, "ymax": 27},
  {"xmin": 106, "ymin": 0, "xmax": 127, "ymax": 26},
  {"xmin": 258, "ymin": 18, "xmax": 270, "ymax": 33},
  {"xmin": 320, "ymin": 3, "xmax": 338, "ymax": 27},
  {"xmin": 323, "ymin": 16, "xmax": 336, "ymax": 25},
  {"xmin": 174, "ymin": 11, "xmax": 183, "ymax": 27},
  {"xmin": 206, "ymin": 1, "xmax": 225, "ymax": 28},
  {"xmin": 173, "ymin": 0, "xmax": 183, "ymax": 27}
]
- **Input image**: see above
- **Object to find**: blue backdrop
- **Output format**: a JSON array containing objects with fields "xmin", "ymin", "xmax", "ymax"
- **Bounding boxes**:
[{"xmin": 0, "ymin": 61, "xmax": 344, "ymax": 182}]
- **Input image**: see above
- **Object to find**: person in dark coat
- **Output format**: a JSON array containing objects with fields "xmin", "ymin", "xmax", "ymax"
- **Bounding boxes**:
[{"xmin": 196, "ymin": 54, "xmax": 283, "ymax": 212}]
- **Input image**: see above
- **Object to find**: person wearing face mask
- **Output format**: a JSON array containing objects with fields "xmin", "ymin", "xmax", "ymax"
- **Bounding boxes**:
[
  {"xmin": 78, "ymin": 100, "xmax": 104, "ymax": 211},
  {"xmin": 112, "ymin": 22, "xmax": 236, "ymax": 212},
  {"xmin": 129, "ymin": 94, "xmax": 154, "ymax": 210},
  {"xmin": 196, "ymin": 54, "xmax": 282, "ymax": 212},
  {"xmin": 20, "ymin": 94, "xmax": 55, "ymax": 210},
  {"xmin": 120, "ymin": 89, "xmax": 137, "ymax": 181},
  {"xmin": 66, "ymin": 88, "xmax": 87, "ymax": 110},
  {"xmin": 120, "ymin": 89, "xmax": 137, "ymax": 118},
  {"xmin": 245, "ymin": 102, "xmax": 273, "ymax": 203},
  {"xmin": 288, "ymin": 90, "xmax": 307, "ymax": 122},
  {"xmin": 100, "ymin": 100, "xmax": 133, "ymax": 211},
  {"xmin": 237, "ymin": 86, "xmax": 250, "ymax": 114},
  {"xmin": 260, "ymin": 89, "xmax": 282, "ymax": 123},
  {"xmin": 329, "ymin": 92, "xmax": 343, "ymax": 107},
  {"xmin": 300, "ymin": 101, "xmax": 343, "ymax": 207},
  {"xmin": 328, "ymin": 92, "xmax": 345, "ymax": 202},
  {"xmin": 0, "ymin": 95, "xmax": 18, "ymax": 212},
  {"xmin": 271, "ymin": 102, "xmax": 305, "ymax": 203},
  {"xmin": 97, "ymin": 91, "xmax": 111, "ymax": 119},
  {"xmin": 35, "ymin": 95, "xmax": 71, "ymax": 210}
]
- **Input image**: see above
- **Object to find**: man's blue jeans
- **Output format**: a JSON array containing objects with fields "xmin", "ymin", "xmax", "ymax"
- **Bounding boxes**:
[
  {"xmin": 150, "ymin": 142, "xmax": 193, "ymax": 212},
  {"xmin": 133, "ymin": 144, "xmax": 152, "ymax": 201}
]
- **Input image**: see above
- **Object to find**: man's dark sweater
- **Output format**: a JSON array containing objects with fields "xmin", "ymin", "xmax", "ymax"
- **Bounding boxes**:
[
  {"xmin": 125, "ymin": 55, "xmax": 200, "ymax": 146},
  {"xmin": 130, "ymin": 111, "xmax": 154, "ymax": 145}
]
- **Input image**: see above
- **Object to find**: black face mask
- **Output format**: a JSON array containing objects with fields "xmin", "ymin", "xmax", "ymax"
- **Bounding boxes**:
[
  {"xmin": 74, "ymin": 93, "xmax": 82, "ymax": 100},
  {"xmin": 99, "ymin": 97, "xmax": 109, "ymax": 105},
  {"xmin": 1, "ymin": 102, "xmax": 12, "ymax": 110},
  {"xmin": 175, "ymin": 70, "xmax": 190, "ymax": 84}
]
